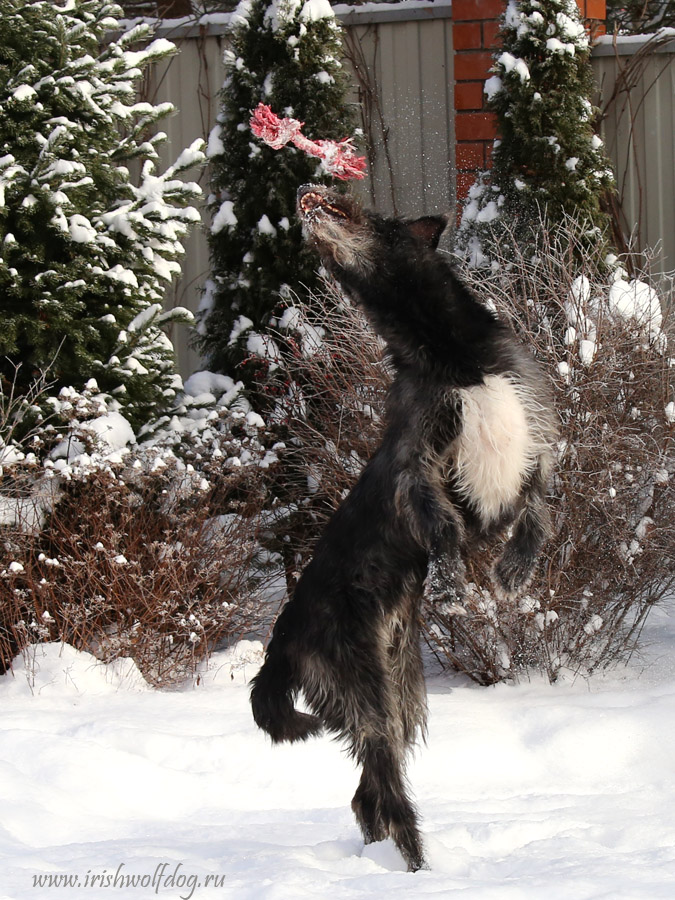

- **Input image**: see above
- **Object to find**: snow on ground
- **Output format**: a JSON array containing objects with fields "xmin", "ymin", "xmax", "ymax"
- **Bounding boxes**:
[{"xmin": 2, "ymin": 605, "xmax": 675, "ymax": 899}]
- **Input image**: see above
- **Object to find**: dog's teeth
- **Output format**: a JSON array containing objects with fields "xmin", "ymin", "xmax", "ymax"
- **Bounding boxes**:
[
  {"xmin": 325, "ymin": 203, "xmax": 348, "ymax": 219},
  {"xmin": 300, "ymin": 191, "xmax": 323, "ymax": 213},
  {"xmin": 300, "ymin": 191, "xmax": 348, "ymax": 221}
]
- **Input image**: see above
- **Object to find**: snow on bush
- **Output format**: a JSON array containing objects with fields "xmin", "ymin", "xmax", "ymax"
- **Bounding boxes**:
[
  {"xmin": 0, "ymin": 368, "xmax": 286, "ymax": 682},
  {"xmin": 427, "ymin": 220, "xmax": 674, "ymax": 683}
]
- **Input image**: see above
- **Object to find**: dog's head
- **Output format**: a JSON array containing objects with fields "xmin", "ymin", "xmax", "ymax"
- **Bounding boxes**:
[
  {"xmin": 297, "ymin": 184, "xmax": 447, "ymax": 278},
  {"xmin": 297, "ymin": 185, "xmax": 372, "ymax": 274}
]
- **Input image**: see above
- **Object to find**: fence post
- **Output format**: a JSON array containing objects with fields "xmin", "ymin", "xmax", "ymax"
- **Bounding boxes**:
[{"xmin": 453, "ymin": 0, "xmax": 607, "ymax": 212}]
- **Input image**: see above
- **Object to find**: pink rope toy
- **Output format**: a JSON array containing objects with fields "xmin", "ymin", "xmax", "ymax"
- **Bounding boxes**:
[{"xmin": 250, "ymin": 103, "xmax": 367, "ymax": 181}]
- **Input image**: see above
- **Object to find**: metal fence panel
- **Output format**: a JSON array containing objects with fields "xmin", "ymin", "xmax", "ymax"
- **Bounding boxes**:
[
  {"xmin": 593, "ymin": 35, "xmax": 675, "ymax": 278},
  {"xmin": 344, "ymin": 15, "xmax": 454, "ymax": 218},
  {"xmin": 139, "ymin": 32, "xmax": 226, "ymax": 375}
]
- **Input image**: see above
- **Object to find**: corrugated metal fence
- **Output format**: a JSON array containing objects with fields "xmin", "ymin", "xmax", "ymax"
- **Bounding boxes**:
[
  {"xmin": 593, "ymin": 33, "xmax": 675, "ymax": 276},
  {"xmin": 138, "ymin": 8, "xmax": 675, "ymax": 376}
]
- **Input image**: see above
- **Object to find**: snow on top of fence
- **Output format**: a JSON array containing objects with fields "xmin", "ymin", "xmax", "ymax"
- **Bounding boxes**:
[
  {"xmin": 594, "ymin": 27, "xmax": 675, "ymax": 56},
  {"xmin": 118, "ymin": 1, "xmax": 454, "ymax": 38}
]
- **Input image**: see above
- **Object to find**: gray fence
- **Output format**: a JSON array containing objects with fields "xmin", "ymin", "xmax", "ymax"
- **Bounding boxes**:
[
  {"xmin": 593, "ymin": 32, "xmax": 675, "ymax": 276},
  {"xmin": 138, "ymin": 7, "xmax": 675, "ymax": 376}
]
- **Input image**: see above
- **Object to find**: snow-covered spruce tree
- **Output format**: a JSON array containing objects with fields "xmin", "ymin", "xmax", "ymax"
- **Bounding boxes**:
[
  {"xmin": 198, "ymin": 0, "xmax": 358, "ymax": 387},
  {"xmin": 455, "ymin": 0, "xmax": 616, "ymax": 269},
  {"xmin": 0, "ymin": 0, "xmax": 205, "ymax": 430}
]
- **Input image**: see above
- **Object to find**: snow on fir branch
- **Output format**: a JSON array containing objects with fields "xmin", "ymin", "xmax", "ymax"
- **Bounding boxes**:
[
  {"xmin": 0, "ymin": 0, "xmax": 206, "ymax": 428},
  {"xmin": 198, "ymin": 0, "xmax": 359, "ymax": 387},
  {"xmin": 455, "ymin": 0, "xmax": 616, "ymax": 269}
]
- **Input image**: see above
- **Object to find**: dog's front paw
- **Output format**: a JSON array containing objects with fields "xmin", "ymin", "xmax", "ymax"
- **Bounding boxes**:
[
  {"xmin": 424, "ymin": 552, "xmax": 466, "ymax": 605},
  {"xmin": 493, "ymin": 547, "xmax": 535, "ymax": 599}
]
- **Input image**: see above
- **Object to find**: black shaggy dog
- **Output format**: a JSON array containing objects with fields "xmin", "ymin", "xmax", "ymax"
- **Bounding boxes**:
[{"xmin": 250, "ymin": 185, "xmax": 557, "ymax": 871}]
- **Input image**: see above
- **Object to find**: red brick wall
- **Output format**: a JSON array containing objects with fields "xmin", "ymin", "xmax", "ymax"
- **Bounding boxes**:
[{"xmin": 454, "ymin": 0, "xmax": 607, "ymax": 206}]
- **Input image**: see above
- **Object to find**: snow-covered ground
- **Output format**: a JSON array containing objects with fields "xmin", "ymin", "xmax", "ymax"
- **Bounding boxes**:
[{"xmin": 3, "ymin": 604, "xmax": 675, "ymax": 900}]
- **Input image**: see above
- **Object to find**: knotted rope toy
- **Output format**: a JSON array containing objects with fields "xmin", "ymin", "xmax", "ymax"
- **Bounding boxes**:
[{"xmin": 249, "ymin": 103, "xmax": 367, "ymax": 181}]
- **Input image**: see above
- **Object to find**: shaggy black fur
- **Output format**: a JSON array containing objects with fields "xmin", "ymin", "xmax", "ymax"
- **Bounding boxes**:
[{"xmin": 250, "ymin": 186, "xmax": 557, "ymax": 871}]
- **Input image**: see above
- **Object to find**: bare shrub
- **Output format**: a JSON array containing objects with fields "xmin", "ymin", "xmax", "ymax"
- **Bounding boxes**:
[
  {"xmin": 1, "ymin": 378, "xmax": 282, "ymax": 684},
  {"xmin": 0, "ymin": 462, "xmax": 274, "ymax": 684},
  {"xmin": 424, "ymin": 221, "xmax": 674, "ymax": 683},
  {"xmin": 254, "ymin": 280, "xmax": 389, "ymax": 585}
]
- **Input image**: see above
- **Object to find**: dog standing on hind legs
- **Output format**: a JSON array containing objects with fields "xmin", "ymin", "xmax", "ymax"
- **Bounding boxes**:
[{"xmin": 250, "ymin": 185, "xmax": 557, "ymax": 871}]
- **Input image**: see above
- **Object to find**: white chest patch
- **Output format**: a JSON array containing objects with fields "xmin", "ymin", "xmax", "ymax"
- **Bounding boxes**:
[{"xmin": 454, "ymin": 374, "xmax": 537, "ymax": 524}]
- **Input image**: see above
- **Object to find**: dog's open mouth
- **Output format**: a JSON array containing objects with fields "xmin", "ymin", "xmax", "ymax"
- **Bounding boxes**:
[{"xmin": 298, "ymin": 189, "xmax": 350, "ymax": 221}]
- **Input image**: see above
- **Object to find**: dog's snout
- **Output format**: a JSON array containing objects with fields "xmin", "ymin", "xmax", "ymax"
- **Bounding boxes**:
[{"xmin": 297, "ymin": 186, "xmax": 352, "ymax": 223}]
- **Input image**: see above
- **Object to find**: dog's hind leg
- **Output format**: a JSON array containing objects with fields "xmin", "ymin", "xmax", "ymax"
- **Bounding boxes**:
[
  {"xmin": 351, "ymin": 753, "xmax": 387, "ymax": 847},
  {"xmin": 387, "ymin": 597, "xmax": 428, "ymax": 747},
  {"xmin": 352, "ymin": 732, "xmax": 427, "ymax": 871},
  {"xmin": 250, "ymin": 603, "xmax": 322, "ymax": 743},
  {"xmin": 349, "ymin": 611, "xmax": 427, "ymax": 872}
]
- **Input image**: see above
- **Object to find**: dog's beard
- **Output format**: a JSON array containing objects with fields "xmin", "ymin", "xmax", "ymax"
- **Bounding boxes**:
[{"xmin": 305, "ymin": 216, "xmax": 375, "ymax": 274}]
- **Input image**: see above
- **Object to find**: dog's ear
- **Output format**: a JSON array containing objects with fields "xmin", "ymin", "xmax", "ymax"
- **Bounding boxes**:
[{"xmin": 405, "ymin": 215, "xmax": 448, "ymax": 250}]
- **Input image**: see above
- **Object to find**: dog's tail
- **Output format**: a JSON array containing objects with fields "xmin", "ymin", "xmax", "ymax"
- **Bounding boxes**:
[{"xmin": 250, "ymin": 641, "xmax": 323, "ymax": 743}]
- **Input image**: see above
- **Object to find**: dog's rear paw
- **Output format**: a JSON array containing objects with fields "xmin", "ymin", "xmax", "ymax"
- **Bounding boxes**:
[{"xmin": 361, "ymin": 838, "xmax": 428, "ymax": 873}]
